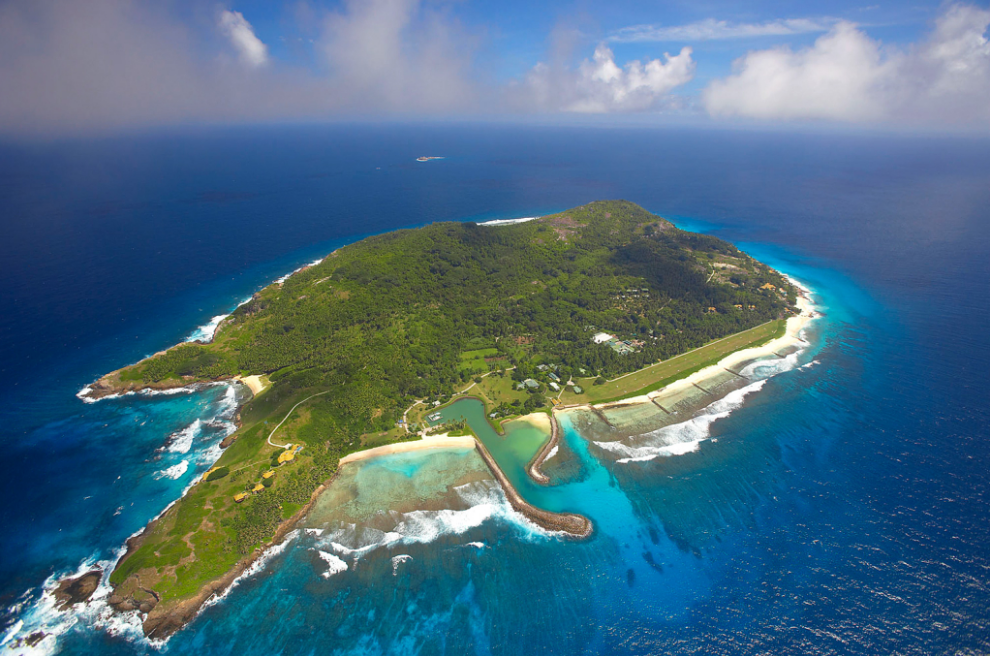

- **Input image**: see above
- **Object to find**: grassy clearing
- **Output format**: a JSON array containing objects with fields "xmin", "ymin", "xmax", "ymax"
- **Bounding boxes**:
[
  {"xmin": 560, "ymin": 320, "xmax": 784, "ymax": 405},
  {"xmin": 458, "ymin": 348, "xmax": 498, "ymax": 374}
]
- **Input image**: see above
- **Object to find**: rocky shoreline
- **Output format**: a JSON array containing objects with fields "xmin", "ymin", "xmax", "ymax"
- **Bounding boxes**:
[
  {"xmin": 526, "ymin": 413, "xmax": 560, "ymax": 485},
  {"xmin": 112, "ymin": 467, "xmax": 343, "ymax": 639},
  {"xmin": 473, "ymin": 435, "xmax": 592, "ymax": 538}
]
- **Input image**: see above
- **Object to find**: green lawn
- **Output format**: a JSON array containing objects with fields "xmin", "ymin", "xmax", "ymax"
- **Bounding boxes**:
[{"xmin": 560, "ymin": 320, "xmax": 785, "ymax": 405}]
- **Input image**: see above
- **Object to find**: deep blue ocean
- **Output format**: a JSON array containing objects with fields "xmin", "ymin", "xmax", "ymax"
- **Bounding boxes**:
[{"xmin": 1, "ymin": 125, "xmax": 989, "ymax": 655}]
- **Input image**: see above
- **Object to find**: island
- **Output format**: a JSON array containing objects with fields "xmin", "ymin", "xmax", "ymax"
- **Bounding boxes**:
[{"xmin": 81, "ymin": 200, "xmax": 798, "ymax": 637}]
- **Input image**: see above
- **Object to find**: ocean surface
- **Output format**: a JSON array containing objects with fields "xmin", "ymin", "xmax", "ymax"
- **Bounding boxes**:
[{"xmin": 1, "ymin": 125, "xmax": 989, "ymax": 655}]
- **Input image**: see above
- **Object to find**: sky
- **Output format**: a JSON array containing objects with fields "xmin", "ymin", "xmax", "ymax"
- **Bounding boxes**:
[{"xmin": 0, "ymin": 0, "xmax": 988, "ymax": 136}]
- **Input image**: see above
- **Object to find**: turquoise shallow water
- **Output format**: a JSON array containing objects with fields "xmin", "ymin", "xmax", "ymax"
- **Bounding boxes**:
[{"xmin": 3, "ymin": 127, "xmax": 990, "ymax": 654}]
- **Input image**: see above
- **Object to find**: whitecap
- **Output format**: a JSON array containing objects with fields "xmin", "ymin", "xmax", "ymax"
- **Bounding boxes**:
[
  {"xmin": 390, "ymin": 555, "xmax": 412, "ymax": 575},
  {"xmin": 154, "ymin": 460, "xmax": 189, "ymax": 480},
  {"xmin": 165, "ymin": 420, "xmax": 201, "ymax": 454},
  {"xmin": 2, "ymin": 548, "xmax": 152, "ymax": 656},
  {"xmin": 318, "ymin": 551, "xmax": 349, "ymax": 578},
  {"xmin": 185, "ymin": 296, "xmax": 253, "ymax": 344}
]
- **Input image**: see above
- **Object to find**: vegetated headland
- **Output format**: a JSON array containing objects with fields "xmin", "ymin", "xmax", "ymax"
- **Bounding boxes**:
[{"xmin": 76, "ymin": 200, "xmax": 799, "ymax": 638}]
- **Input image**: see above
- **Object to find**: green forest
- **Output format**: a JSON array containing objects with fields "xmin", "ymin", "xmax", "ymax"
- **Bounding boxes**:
[{"xmin": 119, "ymin": 200, "xmax": 795, "ymax": 435}]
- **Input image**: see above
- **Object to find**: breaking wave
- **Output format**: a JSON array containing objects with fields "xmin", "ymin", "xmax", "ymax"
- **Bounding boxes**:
[
  {"xmin": 596, "ymin": 381, "xmax": 768, "ymax": 463},
  {"xmin": 153, "ymin": 460, "xmax": 189, "ymax": 480},
  {"xmin": 0, "ymin": 548, "xmax": 152, "ymax": 656},
  {"xmin": 310, "ymin": 480, "xmax": 548, "ymax": 572}
]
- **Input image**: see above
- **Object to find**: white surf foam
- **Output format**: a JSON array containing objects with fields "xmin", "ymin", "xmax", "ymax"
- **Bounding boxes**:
[
  {"xmin": 275, "ymin": 257, "xmax": 324, "ymax": 285},
  {"xmin": 596, "ymin": 380, "xmax": 767, "ymax": 463},
  {"xmin": 185, "ymin": 296, "xmax": 253, "ymax": 344},
  {"xmin": 317, "ymin": 551, "xmax": 349, "ymax": 578},
  {"xmin": 390, "ymin": 555, "xmax": 412, "ymax": 575},
  {"xmin": 543, "ymin": 445, "xmax": 559, "ymax": 462},
  {"xmin": 164, "ymin": 420, "xmax": 200, "ymax": 454},
  {"xmin": 313, "ymin": 480, "xmax": 550, "ymax": 567},
  {"xmin": 1, "ymin": 547, "xmax": 151, "ymax": 656},
  {"xmin": 154, "ymin": 460, "xmax": 189, "ymax": 480}
]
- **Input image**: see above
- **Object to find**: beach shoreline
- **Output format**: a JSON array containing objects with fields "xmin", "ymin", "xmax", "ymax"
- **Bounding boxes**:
[{"xmin": 570, "ymin": 282, "xmax": 816, "ymax": 412}]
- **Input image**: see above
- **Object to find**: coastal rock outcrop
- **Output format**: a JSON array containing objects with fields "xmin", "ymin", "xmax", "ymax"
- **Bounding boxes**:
[{"xmin": 53, "ymin": 569, "xmax": 103, "ymax": 610}]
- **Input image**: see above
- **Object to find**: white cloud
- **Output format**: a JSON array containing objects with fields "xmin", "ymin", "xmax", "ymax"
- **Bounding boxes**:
[
  {"xmin": 0, "ymin": 0, "xmax": 481, "ymax": 135},
  {"xmin": 317, "ymin": 0, "xmax": 478, "ymax": 111},
  {"xmin": 611, "ymin": 17, "xmax": 837, "ymax": 43},
  {"xmin": 703, "ymin": 3, "xmax": 990, "ymax": 124},
  {"xmin": 218, "ymin": 9, "xmax": 268, "ymax": 67},
  {"xmin": 520, "ymin": 43, "xmax": 695, "ymax": 113}
]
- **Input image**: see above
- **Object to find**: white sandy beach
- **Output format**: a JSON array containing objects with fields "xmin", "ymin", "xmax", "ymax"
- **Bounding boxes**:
[
  {"xmin": 338, "ymin": 434, "xmax": 478, "ymax": 465},
  {"xmin": 234, "ymin": 375, "xmax": 268, "ymax": 396}
]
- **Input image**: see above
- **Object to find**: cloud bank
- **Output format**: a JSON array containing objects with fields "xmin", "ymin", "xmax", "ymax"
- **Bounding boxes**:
[
  {"xmin": 703, "ymin": 4, "xmax": 990, "ymax": 124},
  {"xmin": 0, "ymin": 0, "xmax": 480, "ymax": 134},
  {"xmin": 519, "ymin": 43, "xmax": 695, "ymax": 112},
  {"xmin": 0, "ymin": 1, "xmax": 988, "ymax": 134}
]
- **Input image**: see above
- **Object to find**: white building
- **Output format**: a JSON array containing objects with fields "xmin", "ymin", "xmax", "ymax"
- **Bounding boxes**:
[{"xmin": 592, "ymin": 332, "xmax": 614, "ymax": 344}]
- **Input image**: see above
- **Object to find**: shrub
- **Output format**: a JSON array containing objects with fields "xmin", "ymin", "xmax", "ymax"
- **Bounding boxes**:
[{"xmin": 205, "ymin": 467, "xmax": 229, "ymax": 482}]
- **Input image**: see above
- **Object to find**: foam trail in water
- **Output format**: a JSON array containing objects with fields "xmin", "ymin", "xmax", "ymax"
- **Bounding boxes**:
[{"xmin": 2, "ymin": 547, "xmax": 151, "ymax": 656}]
